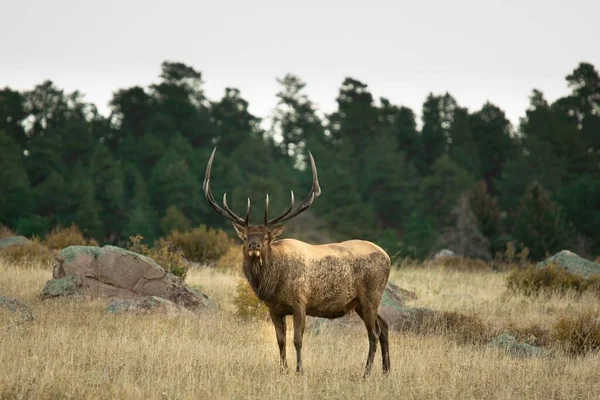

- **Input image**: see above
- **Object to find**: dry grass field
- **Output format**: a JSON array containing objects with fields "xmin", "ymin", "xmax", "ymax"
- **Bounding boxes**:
[{"xmin": 1, "ymin": 259, "xmax": 600, "ymax": 399}]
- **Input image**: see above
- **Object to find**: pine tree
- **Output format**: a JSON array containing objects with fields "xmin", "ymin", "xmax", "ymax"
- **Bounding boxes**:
[
  {"xmin": 557, "ymin": 175, "xmax": 600, "ymax": 256},
  {"xmin": 272, "ymin": 74, "xmax": 324, "ymax": 161},
  {"xmin": 89, "ymin": 144, "xmax": 126, "ymax": 242},
  {"xmin": 401, "ymin": 211, "xmax": 438, "ymax": 260},
  {"xmin": 512, "ymin": 181, "xmax": 573, "ymax": 260},
  {"xmin": 123, "ymin": 170, "xmax": 159, "ymax": 244},
  {"xmin": 160, "ymin": 206, "xmax": 192, "ymax": 235},
  {"xmin": 67, "ymin": 165, "xmax": 103, "ymax": 240},
  {"xmin": 466, "ymin": 181, "xmax": 503, "ymax": 255},
  {"xmin": 422, "ymin": 155, "xmax": 475, "ymax": 227},
  {"xmin": 0, "ymin": 131, "xmax": 33, "ymax": 228},
  {"xmin": 441, "ymin": 195, "xmax": 491, "ymax": 260}
]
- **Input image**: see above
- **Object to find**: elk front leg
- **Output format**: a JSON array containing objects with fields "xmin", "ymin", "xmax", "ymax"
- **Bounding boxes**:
[
  {"xmin": 292, "ymin": 305, "xmax": 306, "ymax": 374},
  {"xmin": 269, "ymin": 309, "xmax": 287, "ymax": 369}
]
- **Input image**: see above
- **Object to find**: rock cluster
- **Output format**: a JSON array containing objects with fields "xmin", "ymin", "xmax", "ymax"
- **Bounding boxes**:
[{"xmin": 41, "ymin": 245, "xmax": 214, "ymax": 314}]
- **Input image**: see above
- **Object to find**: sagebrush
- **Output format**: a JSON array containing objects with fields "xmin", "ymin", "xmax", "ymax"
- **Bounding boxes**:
[
  {"xmin": 233, "ymin": 279, "xmax": 269, "ymax": 320},
  {"xmin": 43, "ymin": 224, "xmax": 98, "ymax": 250},
  {"xmin": 506, "ymin": 264, "xmax": 600, "ymax": 296},
  {"xmin": 553, "ymin": 312, "xmax": 600, "ymax": 356},
  {"xmin": 0, "ymin": 238, "xmax": 54, "ymax": 266}
]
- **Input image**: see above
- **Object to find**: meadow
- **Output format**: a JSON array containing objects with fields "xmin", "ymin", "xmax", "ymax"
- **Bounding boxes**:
[{"xmin": 1, "ymin": 258, "xmax": 600, "ymax": 400}]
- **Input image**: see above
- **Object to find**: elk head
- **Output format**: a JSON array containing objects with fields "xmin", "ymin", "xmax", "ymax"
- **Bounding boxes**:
[{"xmin": 202, "ymin": 147, "xmax": 321, "ymax": 264}]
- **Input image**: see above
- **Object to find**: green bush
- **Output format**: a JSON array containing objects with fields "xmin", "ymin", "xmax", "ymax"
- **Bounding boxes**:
[
  {"xmin": 552, "ymin": 313, "xmax": 600, "ymax": 356},
  {"xmin": 166, "ymin": 225, "xmax": 234, "ymax": 264},
  {"xmin": 506, "ymin": 264, "xmax": 600, "ymax": 296},
  {"xmin": 160, "ymin": 206, "xmax": 192, "ymax": 234}
]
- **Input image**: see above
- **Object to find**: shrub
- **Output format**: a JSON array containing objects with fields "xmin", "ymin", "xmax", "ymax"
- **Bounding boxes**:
[
  {"xmin": 552, "ymin": 312, "xmax": 600, "ymax": 356},
  {"xmin": 216, "ymin": 246, "xmax": 243, "ymax": 273},
  {"xmin": 0, "ymin": 238, "xmax": 54, "ymax": 266},
  {"xmin": 506, "ymin": 264, "xmax": 600, "ymax": 297},
  {"xmin": 43, "ymin": 224, "xmax": 98, "ymax": 250},
  {"xmin": 503, "ymin": 322, "xmax": 552, "ymax": 348},
  {"xmin": 420, "ymin": 311, "xmax": 491, "ymax": 344},
  {"xmin": 128, "ymin": 235, "xmax": 188, "ymax": 279},
  {"xmin": 167, "ymin": 225, "xmax": 234, "ymax": 264},
  {"xmin": 233, "ymin": 279, "xmax": 269, "ymax": 320},
  {"xmin": 493, "ymin": 241, "xmax": 532, "ymax": 270},
  {"xmin": 0, "ymin": 224, "xmax": 14, "ymax": 239}
]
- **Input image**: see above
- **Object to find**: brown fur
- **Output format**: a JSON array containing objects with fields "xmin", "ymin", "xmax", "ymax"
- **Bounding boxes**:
[{"xmin": 236, "ymin": 226, "xmax": 392, "ymax": 376}]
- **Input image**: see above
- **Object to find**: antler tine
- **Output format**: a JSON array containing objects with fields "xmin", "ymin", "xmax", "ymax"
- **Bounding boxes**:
[
  {"xmin": 245, "ymin": 197, "xmax": 250, "ymax": 225},
  {"xmin": 264, "ymin": 194, "xmax": 269, "ymax": 225},
  {"xmin": 203, "ymin": 147, "xmax": 248, "ymax": 226},
  {"xmin": 308, "ymin": 151, "xmax": 322, "ymax": 197},
  {"xmin": 267, "ymin": 151, "xmax": 321, "ymax": 226},
  {"xmin": 266, "ymin": 191, "xmax": 295, "ymax": 225},
  {"xmin": 223, "ymin": 193, "xmax": 247, "ymax": 226}
]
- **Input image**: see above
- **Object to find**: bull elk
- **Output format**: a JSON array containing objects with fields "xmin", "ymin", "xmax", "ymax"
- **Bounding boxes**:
[{"xmin": 203, "ymin": 148, "xmax": 391, "ymax": 376}]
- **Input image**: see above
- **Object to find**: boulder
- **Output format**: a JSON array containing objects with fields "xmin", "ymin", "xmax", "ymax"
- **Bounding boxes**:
[
  {"xmin": 0, "ymin": 236, "xmax": 30, "ymax": 249},
  {"xmin": 0, "ymin": 295, "xmax": 34, "ymax": 326},
  {"xmin": 537, "ymin": 250, "xmax": 600, "ymax": 278},
  {"xmin": 41, "ymin": 245, "xmax": 215, "ymax": 313},
  {"xmin": 487, "ymin": 333, "xmax": 551, "ymax": 358},
  {"xmin": 106, "ymin": 296, "xmax": 195, "ymax": 316}
]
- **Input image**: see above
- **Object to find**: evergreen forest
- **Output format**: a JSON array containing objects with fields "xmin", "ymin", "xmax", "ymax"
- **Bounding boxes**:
[{"xmin": 1, "ymin": 61, "xmax": 599, "ymax": 261}]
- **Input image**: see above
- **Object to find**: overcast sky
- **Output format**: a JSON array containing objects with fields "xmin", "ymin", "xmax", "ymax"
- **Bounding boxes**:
[{"xmin": 1, "ymin": 0, "xmax": 598, "ymax": 128}]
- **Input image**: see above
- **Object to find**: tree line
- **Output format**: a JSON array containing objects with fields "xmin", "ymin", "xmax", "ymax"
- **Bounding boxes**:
[{"xmin": 1, "ymin": 61, "xmax": 599, "ymax": 260}]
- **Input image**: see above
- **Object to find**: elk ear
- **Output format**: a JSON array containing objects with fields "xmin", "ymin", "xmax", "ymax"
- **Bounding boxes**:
[
  {"xmin": 232, "ymin": 222, "xmax": 246, "ymax": 240},
  {"xmin": 268, "ymin": 225, "xmax": 285, "ymax": 241}
]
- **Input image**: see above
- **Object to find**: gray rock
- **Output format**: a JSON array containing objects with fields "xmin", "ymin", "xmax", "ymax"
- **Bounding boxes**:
[
  {"xmin": 434, "ymin": 249, "xmax": 455, "ymax": 259},
  {"xmin": 537, "ymin": 250, "xmax": 600, "ymax": 278},
  {"xmin": 0, "ymin": 236, "xmax": 30, "ymax": 249},
  {"xmin": 41, "ymin": 276, "xmax": 83, "ymax": 298},
  {"xmin": 106, "ymin": 296, "xmax": 195, "ymax": 316},
  {"xmin": 0, "ymin": 295, "xmax": 34, "ymax": 326},
  {"xmin": 487, "ymin": 333, "xmax": 551, "ymax": 358},
  {"xmin": 41, "ymin": 245, "xmax": 215, "ymax": 313}
]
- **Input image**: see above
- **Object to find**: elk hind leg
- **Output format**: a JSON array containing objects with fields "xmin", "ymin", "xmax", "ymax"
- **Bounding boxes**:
[
  {"xmin": 355, "ymin": 302, "xmax": 380, "ymax": 377},
  {"xmin": 377, "ymin": 314, "xmax": 390, "ymax": 373}
]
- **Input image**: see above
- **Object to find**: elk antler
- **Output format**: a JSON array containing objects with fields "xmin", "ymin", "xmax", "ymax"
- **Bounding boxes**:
[
  {"xmin": 265, "ymin": 151, "xmax": 321, "ymax": 226},
  {"xmin": 203, "ymin": 147, "xmax": 250, "ymax": 226}
]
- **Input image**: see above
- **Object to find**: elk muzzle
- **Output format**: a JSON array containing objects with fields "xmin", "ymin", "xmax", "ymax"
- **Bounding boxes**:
[{"xmin": 248, "ymin": 242, "xmax": 261, "ymax": 258}]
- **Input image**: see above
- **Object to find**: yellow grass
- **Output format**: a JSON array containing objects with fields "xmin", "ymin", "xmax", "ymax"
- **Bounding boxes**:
[{"xmin": 1, "ymin": 258, "xmax": 600, "ymax": 399}]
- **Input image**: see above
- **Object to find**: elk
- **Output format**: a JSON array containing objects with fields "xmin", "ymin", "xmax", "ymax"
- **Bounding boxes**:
[{"xmin": 203, "ymin": 148, "xmax": 391, "ymax": 376}]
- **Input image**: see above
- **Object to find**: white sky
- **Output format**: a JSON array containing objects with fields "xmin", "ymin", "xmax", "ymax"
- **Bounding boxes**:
[{"xmin": 1, "ymin": 0, "xmax": 598, "ymax": 128}]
